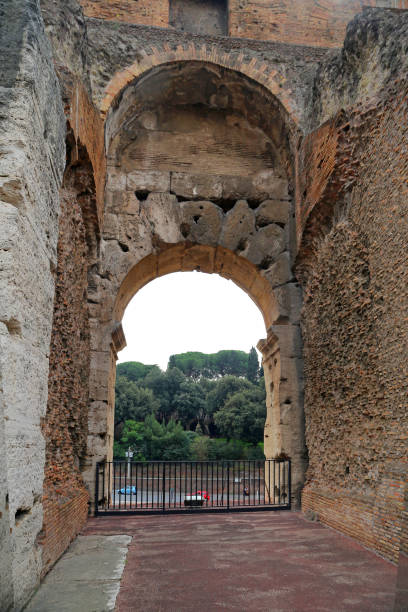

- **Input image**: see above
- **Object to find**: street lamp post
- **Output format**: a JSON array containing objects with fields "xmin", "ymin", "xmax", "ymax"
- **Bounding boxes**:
[{"xmin": 125, "ymin": 447, "xmax": 134, "ymax": 480}]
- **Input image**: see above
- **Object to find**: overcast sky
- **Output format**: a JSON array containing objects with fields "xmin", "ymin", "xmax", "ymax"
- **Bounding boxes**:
[{"xmin": 118, "ymin": 271, "xmax": 266, "ymax": 370}]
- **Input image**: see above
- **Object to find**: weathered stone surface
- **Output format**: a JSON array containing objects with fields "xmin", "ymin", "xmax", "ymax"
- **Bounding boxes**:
[
  {"xmin": 274, "ymin": 283, "xmax": 302, "ymax": 323},
  {"xmin": 171, "ymin": 172, "xmax": 223, "ymax": 200},
  {"xmin": 245, "ymin": 224, "xmax": 286, "ymax": 266},
  {"xmin": 127, "ymin": 170, "xmax": 170, "ymax": 193},
  {"xmin": 262, "ymin": 252, "xmax": 293, "ymax": 288},
  {"xmin": 0, "ymin": 0, "xmax": 65, "ymax": 608},
  {"xmin": 141, "ymin": 192, "xmax": 181, "ymax": 244},
  {"xmin": 179, "ymin": 200, "xmax": 223, "ymax": 246},
  {"xmin": 220, "ymin": 200, "xmax": 255, "ymax": 252},
  {"xmin": 309, "ymin": 8, "xmax": 408, "ymax": 128},
  {"xmin": 252, "ymin": 170, "xmax": 289, "ymax": 201},
  {"xmin": 218, "ymin": 175, "xmax": 258, "ymax": 201},
  {"xmin": 25, "ymin": 535, "xmax": 131, "ymax": 612},
  {"xmin": 105, "ymin": 190, "xmax": 140, "ymax": 215},
  {"xmin": 256, "ymin": 199, "xmax": 290, "ymax": 227}
]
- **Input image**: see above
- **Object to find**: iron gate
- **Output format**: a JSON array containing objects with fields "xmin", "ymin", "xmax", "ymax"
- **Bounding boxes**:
[{"xmin": 95, "ymin": 459, "xmax": 291, "ymax": 515}]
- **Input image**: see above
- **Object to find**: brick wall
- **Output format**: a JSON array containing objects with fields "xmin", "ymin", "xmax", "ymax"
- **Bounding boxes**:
[
  {"xmin": 39, "ymin": 492, "xmax": 89, "ymax": 576},
  {"xmin": 229, "ymin": 0, "xmax": 380, "ymax": 47},
  {"xmin": 79, "ymin": 0, "xmax": 408, "ymax": 47},
  {"xmin": 299, "ymin": 82, "xmax": 408, "ymax": 562},
  {"xmin": 40, "ymin": 144, "xmax": 98, "ymax": 574},
  {"xmin": 79, "ymin": 0, "xmax": 168, "ymax": 26}
]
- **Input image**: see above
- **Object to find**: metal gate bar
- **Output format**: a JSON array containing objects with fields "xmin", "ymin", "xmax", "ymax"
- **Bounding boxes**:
[{"xmin": 95, "ymin": 459, "xmax": 291, "ymax": 515}]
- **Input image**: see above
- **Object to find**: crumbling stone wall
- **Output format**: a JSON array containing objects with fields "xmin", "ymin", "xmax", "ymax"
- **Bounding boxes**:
[
  {"xmin": 0, "ymin": 0, "xmax": 65, "ymax": 608},
  {"xmin": 298, "ymin": 11, "xmax": 408, "ymax": 562}
]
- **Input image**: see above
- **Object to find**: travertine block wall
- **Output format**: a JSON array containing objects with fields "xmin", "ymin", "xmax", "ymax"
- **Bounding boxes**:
[{"xmin": 0, "ymin": 0, "xmax": 65, "ymax": 608}]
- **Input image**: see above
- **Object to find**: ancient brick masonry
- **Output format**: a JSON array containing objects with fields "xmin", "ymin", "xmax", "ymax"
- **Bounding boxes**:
[
  {"xmin": 299, "ymin": 80, "xmax": 408, "ymax": 563},
  {"xmin": 39, "ymin": 144, "xmax": 98, "ymax": 576},
  {"xmin": 78, "ymin": 0, "xmax": 408, "ymax": 47}
]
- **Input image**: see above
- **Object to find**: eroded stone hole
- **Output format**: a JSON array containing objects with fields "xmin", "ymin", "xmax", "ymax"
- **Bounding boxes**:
[
  {"xmin": 118, "ymin": 241, "xmax": 129, "ymax": 253},
  {"xmin": 260, "ymin": 256, "xmax": 273, "ymax": 270},
  {"xmin": 135, "ymin": 190, "xmax": 149, "ymax": 200},
  {"xmin": 236, "ymin": 238, "xmax": 247, "ymax": 253},
  {"xmin": 15, "ymin": 506, "xmax": 31, "ymax": 525},
  {"xmin": 213, "ymin": 198, "xmax": 237, "ymax": 213},
  {"xmin": 3, "ymin": 317, "xmax": 22, "ymax": 336},
  {"xmin": 180, "ymin": 222, "xmax": 190, "ymax": 238},
  {"xmin": 247, "ymin": 199, "xmax": 261, "ymax": 210}
]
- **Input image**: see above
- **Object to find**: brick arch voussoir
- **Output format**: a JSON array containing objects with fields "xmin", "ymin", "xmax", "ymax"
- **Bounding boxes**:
[
  {"xmin": 100, "ymin": 44, "xmax": 299, "ymax": 125},
  {"xmin": 112, "ymin": 244, "xmax": 282, "ymax": 332}
]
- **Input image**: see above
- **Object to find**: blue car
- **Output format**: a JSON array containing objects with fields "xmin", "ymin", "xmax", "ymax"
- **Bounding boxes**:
[{"xmin": 118, "ymin": 486, "xmax": 137, "ymax": 495}]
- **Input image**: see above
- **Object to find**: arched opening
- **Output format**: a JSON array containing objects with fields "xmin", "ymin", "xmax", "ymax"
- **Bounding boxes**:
[
  {"xmin": 85, "ymin": 60, "xmax": 305, "ymax": 510},
  {"xmin": 116, "ymin": 269, "xmax": 266, "ymax": 445}
]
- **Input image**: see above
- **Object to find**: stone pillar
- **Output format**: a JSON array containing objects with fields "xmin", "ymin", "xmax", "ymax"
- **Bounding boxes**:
[
  {"xmin": 258, "ymin": 322, "xmax": 305, "ymax": 506},
  {"xmin": 84, "ymin": 322, "xmax": 126, "ymax": 514}
]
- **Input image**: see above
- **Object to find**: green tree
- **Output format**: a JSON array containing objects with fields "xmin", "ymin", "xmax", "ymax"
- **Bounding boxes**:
[
  {"xmin": 247, "ymin": 347, "xmax": 259, "ymax": 383},
  {"xmin": 207, "ymin": 375, "xmax": 253, "ymax": 417},
  {"xmin": 213, "ymin": 386, "xmax": 266, "ymax": 444},
  {"xmin": 144, "ymin": 367, "xmax": 186, "ymax": 422},
  {"xmin": 167, "ymin": 350, "xmax": 251, "ymax": 379},
  {"xmin": 172, "ymin": 380, "xmax": 207, "ymax": 429},
  {"xmin": 117, "ymin": 361, "xmax": 161, "ymax": 383},
  {"xmin": 116, "ymin": 416, "xmax": 192, "ymax": 461},
  {"xmin": 190, "ymin": 435, "xmax": 211, "ymax": 460},
  {"xmin": 115, "ymin": 375, "xmax": 160, "ymax": 428}
]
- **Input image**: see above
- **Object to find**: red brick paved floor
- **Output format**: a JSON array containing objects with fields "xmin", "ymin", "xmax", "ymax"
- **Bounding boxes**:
[{"xmin": 83, "ymin": 511, "xmax": 398, "ymax": 612}]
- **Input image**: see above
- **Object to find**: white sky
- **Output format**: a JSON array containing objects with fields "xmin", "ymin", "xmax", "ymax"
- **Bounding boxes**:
[{"xmin": 118, "ymin": 271, "xmax": 266, "ymax": 370}]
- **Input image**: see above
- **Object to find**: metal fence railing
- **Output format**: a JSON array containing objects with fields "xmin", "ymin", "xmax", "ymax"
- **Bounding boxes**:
[{"xmin": 95, "ymin": 459, "xmax": 291, "ymax": 515}]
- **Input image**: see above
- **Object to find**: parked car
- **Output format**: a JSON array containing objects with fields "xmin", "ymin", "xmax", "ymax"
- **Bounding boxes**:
[
  {"xmin": 118, "ymin": 486, "xmax": 137, "ymax": 495},
  {"xmin": 196, "ymin": 490, "xmax": 210, "ymax": 501},
  {"xmin": 184, "ymin": 490, "xmax": 210, "ymax": 506}
]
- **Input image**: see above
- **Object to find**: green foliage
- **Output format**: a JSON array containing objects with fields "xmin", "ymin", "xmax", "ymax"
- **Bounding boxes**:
[
  {"xmin": 117, "ymin": 361, "xmax": 161, "ymax": 383},
  {"xmin": 114, "ymin": 418, "xmax": 265, "ymax": 462},
  {"xmin": 143, "ymin": 367, "xmax": 186, "ymax": 423},
  {"xmin": 167, "ymin": 349, "xmax": 251, "ymax": 379},
  {"xmin": 172, "ymin": 380, "xmax": 207, "ymax": 429},
  {"xmin": 115, "ymin": 375, "xmax": 160, "ymax": 427},
  {"xmin": 206, "ymin": 375, "xmax": 252, "ymax": 416},
  {"xmin": 114, "ymin": 350, "xmax": 268, "ymax": 460},
  {"xmin": 116, "ymin": 416, "xmax": 191, "ymax": 461},
  {"xmin": 214, "ymin": 386, "xmax": 266, "ymax": 444},
  {"xmin": 247, "ymin": 347, "xmax": 259, "ymax": 383}
]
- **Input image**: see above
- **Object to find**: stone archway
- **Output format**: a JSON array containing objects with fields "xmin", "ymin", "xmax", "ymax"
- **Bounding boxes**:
[{"xmin": 84, "ymin": 60, "xmax": 305, "ymax": 508}]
